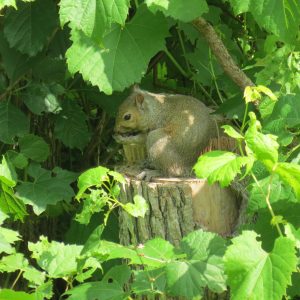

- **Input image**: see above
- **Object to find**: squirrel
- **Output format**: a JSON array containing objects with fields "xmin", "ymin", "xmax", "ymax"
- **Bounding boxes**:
[{"xmin": 114, "ymin": 86, "xmax": 221, "ymax": 177}]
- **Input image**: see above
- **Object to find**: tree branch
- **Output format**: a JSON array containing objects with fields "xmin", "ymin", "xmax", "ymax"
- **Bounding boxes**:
[{"xmin": 192, "ymin": 17, "xmax": 255, "ymax": 91}]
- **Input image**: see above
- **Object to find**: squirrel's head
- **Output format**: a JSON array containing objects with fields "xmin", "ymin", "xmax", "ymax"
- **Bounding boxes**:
[{"xmin": 114, "ymin": 89, "xmax": 147, "ymax": 135}]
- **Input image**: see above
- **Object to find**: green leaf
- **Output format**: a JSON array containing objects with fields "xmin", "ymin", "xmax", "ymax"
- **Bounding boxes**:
[
  {"xmin": 0, "ymin": 253, "xmax": 28, "ymax": 272},
  {"xmin": 264, "ymin": 94, "xmax": 300, "ymax": 146},
  {"xmin": 0, "ymin": 226, "xmax": 20, "ymax": 254},
  {"xmin": 76, "ymin": 166, "xmax": 109, "ymax": 199},
  {"xmin": 166, "ymin": 230, "xmax": 226, "ymax": 298},
  {"xmin": 123, "ymin": 195, "xmax": 148, "ymax": 218},
  {"xmin": 132, "ymin": 268, "xmax": 166, "ymax": 296},
  {"xmin": 81, "ymin": 225, "xmax": 105, "ymax": 255},
  {"xmin": 146, "ymin": 0, "xmax": 208, "ymax": 22},
  {"xmin": 59, "ymin": 0, "xmax": 130, "ymax": 41},
  {"xmin": 75, "ymin": 189, "xmax": 107, "ymax": 224},
  {"xmin": 23, "ymin": 83, "xmax": 63, "ymax": 115},
  {"xmin": 245, "ymin": 112, "xmax": 279, "ymax": 168},
  {"xmin": 35, "ymin": 281, "xmax": 54, "ymax": 300},
  {"xmin": 102, "ymin": 265, "xmax": 131, "ymax": 288},
  {"xmin": 0, "ymin": 289, "xmax": 36, "ymax": 300},
  {"xmin": 193, "ymin": 151, "xmax": 251, "ymax": 187},
  {"xmin": 274, "ymin": 162, "xmax": 300, "ymax": 199},
  {"xmin": 64, "ymin": 282, "xmax": 125, "ymax": 300},
  {"xmin": 228, "ymin": 0, "xmax": 300, "ymax": 43},
  {"xmin": 32, "ymin": 57, "xmax": 66, "ymax": 83},
  {"xmin": 17, "ymin": 164, "xmax": 76, "ymax": 215},
  {"xmin": 23, "ymin": 266, "xmax": 46, "ymax": 286},
  {"xmin": 66, "ymin": 5, "xmax": 168, "ymax": 94},
  {"xmin": 224, "ymin": 231, "xmax": 297, "ymax": 300},
  {"xmin": 19, "ymin": 134, "xmax": 50, "ymax": 162},
  {"xmin": 248, "ymin": 174, "xmax": 297, "ymax": 212},
  {"xmin": 0, "ymin": 32, "xmax": 38, "ymax": 83},
  {"xmin": 284, "ymin": 223, "xmax": 300, "ymax": 249},
  {"xmin": 83, "ymin": 239, "xmax": 140, "ymax": 263},
  {"xmin": 135, "ymin": 238, "xmax": 175, "ymax": 267},
  {"xmin": 222, "ymin": 125, "xmax": 244, "ymax": 139},
  {"xmin": 0, "ymin": 0, "xmax": 16, "ymax": 9},
  {"xmin": 0, "ymin": 182, "xmax": 27, "ymax": 221},
  {"xmin": 29, "ymin": 236, "xmax": 83, "ymax": 278},
  {"xmin": 4, "ymin": 0, "xmax": 58, "ymax": 56},
  {"xmin": 6, "ymin": 151, "xmax": 28, "ymax": 169},
  {"xmin": 0, "ymin": 155, "xmax": 17, "ymax": 187},
  {"xmin": 54, "ymin": 98, "xmax": 91, "ymax": 150},
  {"xmin": 0, "ymin": 101, "xmax": 30, "ymax": 144}
]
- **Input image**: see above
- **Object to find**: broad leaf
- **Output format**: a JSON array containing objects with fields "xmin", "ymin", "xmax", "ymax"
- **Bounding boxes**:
[
  {"xmin": 0, "ymin": 290, "xmax": 36, "ymax": 300},
  {"xmin": 228, "ymin": 0, "xmax": 300, "ymax": 42},
  {"xmin": 222, "ymin": 125, "xmax": 244, "ymax": 139},
  {"xmin": 166, "ymin": 230, "xmax": 226, "ymax": 298},
  {"xmin": 132, "ymin": 268, "xmax": 166, "ymax": 296},
  {"xmin": 17, "ymin": 164, "xmax": 76, "ymax": 215},
  {"xmin": 245, "ymin": 112, "xmax": 279, "ymax": 168},
  {"xmin": 76, "ymin": 166, "xmax": 109, "ymax": 198},
  {"xmin": 146, "ymin": 0, "xmax": 208, "ymax": 22},
  {"xmin": 224, "ymin": 231, "xmax": 297, "ymax": 300},
  {"xmin": 23, "ymin": 266, "xmax": 46, "ymax": 286},
  {"xmin": 0, "ymin": 101, "xmax": 29, "ymax": 144},
  {"xmin": 135, "ymin": 238, "xmax": 175, "ymax": 267},
  {"xmin": 284, "ymin": 223, "xmax": 300, "ymax": 249},
  {"xmin": 54, "ymin": 98, "xmax": 91, "ymax": 150},
  {"xmin": 66, "ymin": 5, "xmax": 168, "ymax": 94},
  {"xmin": 23, "ymin": 83, "xmax": 63, "ymax": 115},
  {"xmin": 75, "ymin": 189, "xmax": 107, "ymax": 224},
  {"xmin": 0, "ymin": 253, "xmax": 28, "ymax": 272},
  {"xmin": 0, "ymin": 226, "xmax": 20, "ymax": 254},
  {"xmin": 193, "ymin": 151, "xmax": 251, "ymax": 187},
  {"xmin": 275, "ymin": 162, "xmax": 300, "ymax": 200},
  {"xmin": 4, "ymin": 0, "xmax": 58, "ymax": 56},
  {"xmin": 123, "ymin": 195, "xmax": 148, "ymax": 218},
  {"xmin": 0, "ymin": 32, "xmax": 38, "ymax": 83},
  {"xmin": 19, "ymin": 134, "xmax": 50, "ymax": 162},
  {"xmin": 0, "ymin": 155, "xmax": 17, "ymax": 187},
  {"xmin": 28, "ymin": 236, "xmax": 83, "ymax": 278},
  {"xmin": 32, "ymin": 57, "xmax": 66, "ymax": 83},
  {"xmin": 59, "ymin": 0, "xmax": 130, "ymax": 41},
  {"xmin": 0, "ymin": 0, "xmax": 16, "ymax": 9},
  {"xmin": 248, "ymin": 174, "xmax": 297, "ymax": 212},
  {"xmin": 65, "ymin": 282, "xmax": 125, "ymax": 300},
  {"xmin": 102, "ymin": 265, "xmax": 131, "ymax": 288},
  {"xmin": 264, "ymin": 94, "xmax": 300, "ymax": 146},
  {"xmin": 6, "ymin": 151, "xmax": 28, "ymax": 169},
  {"xmin": 0, "ymin": 182, "xmax": 27, "ymax": 221}
]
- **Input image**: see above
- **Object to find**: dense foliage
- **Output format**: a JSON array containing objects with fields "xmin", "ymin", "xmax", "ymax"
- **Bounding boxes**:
[{"xmin": 0, "ymin": 0, "xmax": 300, "ymax": 299}]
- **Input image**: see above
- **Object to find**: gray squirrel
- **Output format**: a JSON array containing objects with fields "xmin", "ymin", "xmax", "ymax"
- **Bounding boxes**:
[{"xmin": 114, "ymin": 87, "xmax": 221, "ymax": 177}]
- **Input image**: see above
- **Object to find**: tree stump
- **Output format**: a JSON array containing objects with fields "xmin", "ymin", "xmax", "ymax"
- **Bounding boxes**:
[
  {"xmin": 118, "ymin": 168, "xmax": 240, "ymax": 247},
  {"xmin": 116, "ymin": 139, "xmax": 242, "ymax": 299}
]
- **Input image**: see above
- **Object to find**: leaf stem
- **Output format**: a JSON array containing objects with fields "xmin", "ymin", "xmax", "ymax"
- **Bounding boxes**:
[
  {"xmin": 134, "ymin": 0, "xmax": 139, "ymax": 8},
  {"xmin": 177, "ymin": 28, "xmax": 191, "ymax": 73},
  {"xmin": 164, "ymin": 49, "xmax": 190, "ymax": 78},
  {"xmin": 251, "ymin": 171, "xmax": 283, "ymax": 236},
  {"xmin": 241, "ymin": 103, "xmax": 249, "ymax": 133},
  {"xmin": 10, "ymin": 270, "xmax": 23, "ymax": 289}
]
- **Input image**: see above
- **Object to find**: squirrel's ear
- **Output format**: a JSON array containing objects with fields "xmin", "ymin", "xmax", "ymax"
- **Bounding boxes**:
[{"xmin": 135, "ymin": 93, "xmax": 144, "ymax": 107}]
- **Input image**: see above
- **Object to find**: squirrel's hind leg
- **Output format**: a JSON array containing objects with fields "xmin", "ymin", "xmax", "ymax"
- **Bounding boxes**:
[{"xmin": 146, "ymin": 129, "xmax": 192, "ymax": 177}]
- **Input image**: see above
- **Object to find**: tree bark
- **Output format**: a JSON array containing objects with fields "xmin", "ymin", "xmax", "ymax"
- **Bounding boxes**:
[
  {"xmin": 192, "ymin": 17, "xmax": 255, "ymax": 92},
  {"xmin": 119, "ymin": 173, "xmax": 240, "ymax": 247}
]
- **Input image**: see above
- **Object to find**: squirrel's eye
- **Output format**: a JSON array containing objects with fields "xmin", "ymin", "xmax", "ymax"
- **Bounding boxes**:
[{"xmin": 124, "ymin": 114, "xmax": 131, "ymax": 121}]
